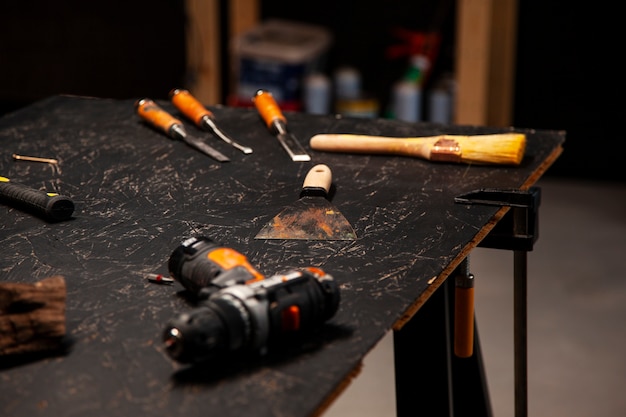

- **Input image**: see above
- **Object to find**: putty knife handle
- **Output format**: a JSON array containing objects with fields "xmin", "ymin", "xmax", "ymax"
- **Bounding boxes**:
[{"xmin": 302, "ymin": 164, "xmax": 332, "ymax": 194}]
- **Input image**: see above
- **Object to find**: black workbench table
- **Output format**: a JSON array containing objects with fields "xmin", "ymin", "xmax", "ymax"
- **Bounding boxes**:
[{"xmin": 0, "ymin": 95, "xmax": 564, "ymax": 417}]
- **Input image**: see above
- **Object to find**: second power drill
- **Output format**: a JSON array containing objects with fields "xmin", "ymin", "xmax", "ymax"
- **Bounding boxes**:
[{"xmin": 163, "ymin": 236, "xmax": 341, "ymax": 364}]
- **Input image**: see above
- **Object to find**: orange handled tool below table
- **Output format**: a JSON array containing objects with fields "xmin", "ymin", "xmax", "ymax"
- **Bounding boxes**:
[{"xmin": 454, "ymin": 262, "xmax": 475, "ymax": 358}]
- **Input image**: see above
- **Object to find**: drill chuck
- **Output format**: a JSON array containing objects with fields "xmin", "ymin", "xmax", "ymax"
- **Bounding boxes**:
[{"xmin": 163, "ymin": 268, "xmax": 340, "ymax": 364}]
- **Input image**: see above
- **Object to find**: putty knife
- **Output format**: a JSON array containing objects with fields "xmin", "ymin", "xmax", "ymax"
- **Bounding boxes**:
[{"xmin": 255, "ymin": 164, "xmax": 356, "ymax": 240}]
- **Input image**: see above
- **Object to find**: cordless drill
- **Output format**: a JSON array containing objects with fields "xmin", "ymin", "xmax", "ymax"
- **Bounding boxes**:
[{"xmin": 163, "ymin": 236, "xmax": 341, "ymax": 364}]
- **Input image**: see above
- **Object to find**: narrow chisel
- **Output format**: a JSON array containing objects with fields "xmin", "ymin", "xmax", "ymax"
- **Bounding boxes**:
[{"xmin": 169, "ymin": 88, "xmax": 253, "ymax": 155}]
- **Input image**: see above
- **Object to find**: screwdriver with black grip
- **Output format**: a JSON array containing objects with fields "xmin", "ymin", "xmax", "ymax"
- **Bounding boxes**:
[
  {"xmin": 0, "ymin": 176, "xmax": 74, "ymax": 221},
  {"xmin": 134, "ymin": 98, "xmax": 230, "ymax": 162},
  {"xmin": 169, "ymin": 88, "xmax": 253, "ymax": 155}
]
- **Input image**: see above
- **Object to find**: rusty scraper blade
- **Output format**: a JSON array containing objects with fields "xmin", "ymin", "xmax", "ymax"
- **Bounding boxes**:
[{"xmin": 255, "ymin": 164, "xmax": 357, "ymax": 240}]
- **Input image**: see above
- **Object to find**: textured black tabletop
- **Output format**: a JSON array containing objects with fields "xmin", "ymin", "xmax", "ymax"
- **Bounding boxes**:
[{"xmin": 0, "ymin": 95, "xmax": 564, "ymax": 417}]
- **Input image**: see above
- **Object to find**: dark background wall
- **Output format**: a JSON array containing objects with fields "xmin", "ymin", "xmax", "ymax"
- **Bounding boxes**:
[
  {"xmin": 513, "ymin": 3, "xmax": 624, "ymax": 183},
  {"xmin": 0, "ymin": 1, "xmax": 187, "ymax": 113},
  {"xmin": 1, "ymin": 1, "xmax": 623, "ymax": 182}
]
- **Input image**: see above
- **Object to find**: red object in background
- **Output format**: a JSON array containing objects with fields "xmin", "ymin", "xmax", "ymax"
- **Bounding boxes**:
[{"xmin": 386, "ymin": 28, "xmax": 442, "ymax": 85}]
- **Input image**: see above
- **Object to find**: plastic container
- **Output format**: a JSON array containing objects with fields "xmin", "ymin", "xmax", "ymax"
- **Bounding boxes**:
[{"xmin": 230, "ymin": 19, "xmax": 332, "ymax": 110}]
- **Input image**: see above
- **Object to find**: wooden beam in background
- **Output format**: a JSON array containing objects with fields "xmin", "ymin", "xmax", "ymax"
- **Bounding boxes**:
[
  {"xmin": 229, "ymin": 0, "xmax": 259, "ymax": 38},
  {"xmin": 455, "ymin": 0, "xmax": 518, "ymax": 127},
  {"xmin": 184, "ymin": 0, "xmax": 260, "ymax": 105},
  {"xmin": 227, "ymin": 0, "xmax": 260, "ymax": 104},
  {"xmin": 185, "ymin": 0, "xmax": 220, "ymax": 105},
  {"xmin": 488, "ymin": 0, "xmax": 518, "ymax": 127}
]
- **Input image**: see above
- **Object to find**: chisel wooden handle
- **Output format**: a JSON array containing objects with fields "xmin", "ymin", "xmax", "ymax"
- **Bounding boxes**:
[
  {"xmin": 253, "ymin": 89, "xmax": 286, "ymax": 130},
  {"xmin": 169, "ymin": 88, "xmax": 214, "ymax": 126},
  {"xmin": 0, "ymin": 176, "xmax": 74, "ymax": 221},
  {"xmin": 135, "ymin": 98, "xmax": 185, "ymax": 138}
]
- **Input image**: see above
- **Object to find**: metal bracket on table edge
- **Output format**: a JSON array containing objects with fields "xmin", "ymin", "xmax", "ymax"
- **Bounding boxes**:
[{"xmin": 454, "ymin": 187, "xmax": 541, "ymax": 252}]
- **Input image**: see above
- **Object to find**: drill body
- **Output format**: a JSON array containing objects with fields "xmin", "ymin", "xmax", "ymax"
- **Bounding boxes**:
[{"xmin": 163, "ymin": 236, "xmax": 340, "ymax": 364}]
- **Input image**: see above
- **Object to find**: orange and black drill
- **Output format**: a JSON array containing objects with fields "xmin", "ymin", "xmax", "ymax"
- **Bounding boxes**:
[{"xmin": 163, "ymin": 236, "xmax": 341, "ymax": 364}]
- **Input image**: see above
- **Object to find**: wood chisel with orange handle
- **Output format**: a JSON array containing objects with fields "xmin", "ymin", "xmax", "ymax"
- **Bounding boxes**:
[
  {"xmin": 0, "ymin": 176, "xmax": 74, "ymax": 221},
  {"xmin": 169, "ymin": 88, "xmax": 253, "ymax": 155},
  {"xmin": 134, "ymin": 98, "xmax": 230, "ymax": 162},
  {"xmin": 252, "ymin": 89, "xmax": 311, "ymax": 162}
]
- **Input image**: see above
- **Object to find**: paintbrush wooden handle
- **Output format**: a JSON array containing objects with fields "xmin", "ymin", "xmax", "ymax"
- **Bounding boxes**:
[{"xmin": 310, "ymin": 134, "xmax": 438, "ymax": 159}]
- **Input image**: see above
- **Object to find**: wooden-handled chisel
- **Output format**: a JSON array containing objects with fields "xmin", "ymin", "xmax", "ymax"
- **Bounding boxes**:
[
  {"xmin": 252, "ymin": 89, "xmax": 311, "ymax": 162},
  {"xmin": 135, "ymin": 98, "xmax": 230, "ymax": 162},
  {"xmin": 169, "ymin": 88, "xmax": 253, "ymax": 155}
]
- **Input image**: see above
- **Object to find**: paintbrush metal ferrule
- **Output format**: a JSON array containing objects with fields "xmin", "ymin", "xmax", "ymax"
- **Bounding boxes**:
[{"xmin": 429, "ymin": 138, "xmax": 462, "ymax": 163}]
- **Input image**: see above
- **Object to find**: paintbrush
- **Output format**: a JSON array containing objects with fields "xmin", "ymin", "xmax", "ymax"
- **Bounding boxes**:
[{"xmin": 309, "ymin": 132, "xmax": 526, "ymax": 165}]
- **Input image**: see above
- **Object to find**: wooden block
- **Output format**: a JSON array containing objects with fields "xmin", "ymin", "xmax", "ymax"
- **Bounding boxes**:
[{"xmin": 0, "ymin": 276, "xmax": 66, "ymax": 355}]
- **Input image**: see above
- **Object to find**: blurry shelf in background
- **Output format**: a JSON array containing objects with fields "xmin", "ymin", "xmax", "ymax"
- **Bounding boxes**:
[
  {"xmin": 186, "ymin": 0, "xmax": 518, "ymax": 127},
  {"xmin": 0, "ymin": 0, "xmax": 517, "ymax": 127}
]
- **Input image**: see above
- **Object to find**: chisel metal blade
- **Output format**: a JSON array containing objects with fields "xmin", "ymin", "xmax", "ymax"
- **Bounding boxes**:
[
  {"xmin": 182, "ymin": 136, "xmax": 230, "ymax": 162},
  {"xmin": 204, "ymin": 118, "xmax": 253, "ymax": 155},
  {"xmin": 277, "ymin": 133, "xmax": 311, "ymax": 162}
]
